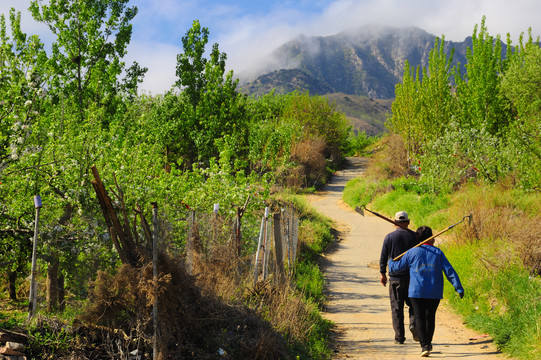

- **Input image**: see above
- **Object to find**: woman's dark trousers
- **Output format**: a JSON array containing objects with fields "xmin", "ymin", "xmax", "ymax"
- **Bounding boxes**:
[{"xmin": 410, "ymin": 298, "xmax": 440, "ymax": 348}]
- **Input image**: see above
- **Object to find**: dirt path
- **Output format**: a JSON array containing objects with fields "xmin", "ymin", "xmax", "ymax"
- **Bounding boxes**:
[{"xmin": 307, "ymin": 157, "xmax": 509, "ymax": 359}]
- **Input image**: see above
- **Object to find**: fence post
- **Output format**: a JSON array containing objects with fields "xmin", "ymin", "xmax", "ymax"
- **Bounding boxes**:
[
  {"xmin": 186, "ymin": 211, "xmax": 195, "ymax": 275},
  {"xmin": 262, "ymin": 208, "xmax": 271, "ymax": 281},
  {"xmin": 152, "ymin": 202, "xmax": 159, "ymax": 360},
  {"xmin": 273, "ymin": 212, "xmax": 284, "ymax": 281},
  {"xmin": 213, "ymin": 204, "xmax": 219, "ymax": 246},
  {"xmin": 234, "ymin": 208, "xmax": 241, "ymax": 256},
  {"xmin": 253, "ymin": 207, "xmax": 268, "ymax": 285},
  {"xmin": 28, "ymin": 195, "xmax": 42, "ymax": 321},
  {"xmin": 291, "ymin": 213, "xmax": 299, "ymax": 265}
]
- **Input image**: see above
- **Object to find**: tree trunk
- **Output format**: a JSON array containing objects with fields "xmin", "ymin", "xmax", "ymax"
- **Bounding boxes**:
[
  {"xmin": 8, "ymin": 271, "xmax": 17, "ymax": 301},
  {"xmin": 58, "ymin": 273, "xmax": 65, "ymax": 311},
  {"xmin": 46, "ymin": 256, "xmax": 60, "ymax": 311}
]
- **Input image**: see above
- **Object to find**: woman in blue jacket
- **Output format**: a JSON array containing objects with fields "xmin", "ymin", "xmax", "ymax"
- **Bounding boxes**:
[{"xmin": 389, "ymin": 226, "xmax": 464, "ymax": 357}]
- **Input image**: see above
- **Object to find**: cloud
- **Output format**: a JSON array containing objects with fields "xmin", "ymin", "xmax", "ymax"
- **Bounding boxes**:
[
  {"xmin": 219, "ymin": 0, "xmax": 539, "ymax": 82},
  {"xmin": 124, "ymin": 41, "xmax": 179, "ymax": 95}
]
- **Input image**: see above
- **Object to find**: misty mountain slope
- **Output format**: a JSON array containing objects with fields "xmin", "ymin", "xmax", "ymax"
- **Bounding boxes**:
[{"xmin": 240, "ymin": 25, "xmax": 470, "ymax": 99}]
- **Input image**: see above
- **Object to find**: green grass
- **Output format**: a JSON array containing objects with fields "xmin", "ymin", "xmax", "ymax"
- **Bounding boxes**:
[
  {"xmin": 343, "ymin": 176, "xmax": 450, "ymax": 229},
  {"xmin": 343, "ymin": 175, "xmax": 541, "ymax": 359},
  {"xmin": 443, "ymin": 239, "xmax": 541, "ymax": 359},
  {"xmin": 274, "ymin": 191, "xmax": 335, "ymax": 359}
]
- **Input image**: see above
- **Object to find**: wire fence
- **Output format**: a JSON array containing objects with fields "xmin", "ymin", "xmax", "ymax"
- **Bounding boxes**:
[{"xmin": 184, "ymin": 205, "xmax": 300, "ymax": 286}]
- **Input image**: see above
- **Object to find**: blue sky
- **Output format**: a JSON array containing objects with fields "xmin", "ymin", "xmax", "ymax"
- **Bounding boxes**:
[{"xmin": 1, "ymin": 0, "xmax": 540, "ymax": 94}]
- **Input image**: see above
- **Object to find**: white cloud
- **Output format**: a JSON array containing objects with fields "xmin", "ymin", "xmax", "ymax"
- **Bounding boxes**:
[
  {"xmin": 124, "ymin": 41, "xmax": 179, "ymax": 95},
  {"xmin": 219, "ymin": 0, "xmax": 540, "ymax": 80}
]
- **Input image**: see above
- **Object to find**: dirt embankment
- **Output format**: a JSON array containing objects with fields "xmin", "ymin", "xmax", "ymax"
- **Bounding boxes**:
[{"xmin": 307, "ymin": 157, "xmax": 510, "ymax": 360}]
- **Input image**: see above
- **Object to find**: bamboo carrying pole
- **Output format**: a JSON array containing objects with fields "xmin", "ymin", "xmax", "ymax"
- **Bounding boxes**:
[{"xmin": 392, "ymin": 214, "xmax": 473, "ymax": 261}]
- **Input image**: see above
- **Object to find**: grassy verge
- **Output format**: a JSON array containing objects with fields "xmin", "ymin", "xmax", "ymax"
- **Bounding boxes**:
[
  {"xmin": 272, "ymin": 192, "xmax": 335, "ymax": 359},
  {"xmin": 343, "ymin": 175, "xmax": 541, "ymax": 359},
  {"xmin": 443, "ymin": 239, "xmax": 541, "ymax": 359},
  {"xmin": 343, "ymin": 176, "xmax": 450, "ymax": 229}
]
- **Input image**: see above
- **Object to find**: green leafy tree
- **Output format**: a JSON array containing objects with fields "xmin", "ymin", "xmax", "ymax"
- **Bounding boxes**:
[
  {"xmin": 389, "ymin": 37, "xmax": 457, "ymax": 163},
  {"xmin": 29, "ymin": 0, "xmax": 145, "ymax": 125},
  {"xmin": 0, "ymin": 8, "xmax": 48, "ymax": 300},
  {"xmin": 172, "ymin": 20, "xmax": 248, "ymax": 166},
  {"xmin": 388, "ymin": 60, "xmax": 421, "ymax": 159},
  {"xmin": 501, "ymin": 29, "xmax": 541, "ymax": 188},
  {"xmin": 454, "ymin": 16, "xmax": 512, "ymax": 136},
  {"xmin": 175, "ymin": 20, "xmax": 214, "ymax": 110},
  {"xmin": 0, "ymin": 0, "xmax": 146, "ymax": 310}
]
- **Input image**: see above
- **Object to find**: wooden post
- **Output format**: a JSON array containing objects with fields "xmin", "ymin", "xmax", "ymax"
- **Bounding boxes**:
[
  {"xmin": 273, "ymin": 212, "xmax": 284, "ymax": 281},
  {"xmin": 291, "ymin": 214, "xmax": 299, "ymax": 265},
  {"xmin": 186, "ymin": 211, "xmax": 195, "ymax": 275},
  {"xmin": 253, "ymin": 207, "xmax": 268, "ymax": 285},
  {"xmin": 262, "ymin": 209, "xmax": 270, "ymax": 281},
  {"xmin": 152, "ymin": 202, "xmax": 159, "ymax": 360},
  {"xmin": 28, "ymin": 195, "xmax": 42, "ymax": 321}
]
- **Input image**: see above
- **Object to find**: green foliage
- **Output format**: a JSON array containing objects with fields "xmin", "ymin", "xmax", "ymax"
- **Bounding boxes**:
[
  {"xmin": 454, "ymin": 16, "xmax": 511, "ymax": 136},
  {"xmin": 390, "ymin": 17, "xmax": 540, "ymax": 191},
  {"xmin": 282, "ymin": 92, "xmax": 351, "ymax": 165},
  {"xmin": 343, "ymin": 177, "xmax": 391, "ymax": 208},
  {"xmin": 443, "ymin": 240, "xmax": 541, "ymax": 359},
  {"xmin": 343, "ymin": 176, "xmax": 450, "ymax": 229},
  {"xmin": 295, "ymin": 260, "xmax": 325, "ymax": 305},
  {"xmin": 0, "ymin": 307, "xmax": 26, "ymax": 329},
  {"xmin": 0, "ymin": 8, "xmax": 351, "ymax": 359},
  {"xmin": 28, "ymin": 320, "xmax": 73, "ymax": 358},
  {"xmin": 29, "ymin": 0, "xmax": 145, "ymax": 124},
  {"xmin": 345, "ymin": 130, "xmax": 379, "ymax": 156},
  {"xmin": 501, "ymin": 30, "xmax": 541, "ymax": 188},
  {"xmin": 388, "ymin": 37, "xmax": 457, "ymax": 159}
]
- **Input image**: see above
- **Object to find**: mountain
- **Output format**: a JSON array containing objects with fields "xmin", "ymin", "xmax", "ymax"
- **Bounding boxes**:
[
  {"xmin": 238, "ymin": 25, "xmax": 474, "ymax": 133},
  {"xmin": 240, "ymin": 25, "xmax": 471, "ymax": 99}
]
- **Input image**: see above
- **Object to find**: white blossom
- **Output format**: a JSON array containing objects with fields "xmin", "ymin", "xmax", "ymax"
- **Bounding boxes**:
[{"xmin": 24, "ymin": 100, "xmax": 32, "ymax": 107}]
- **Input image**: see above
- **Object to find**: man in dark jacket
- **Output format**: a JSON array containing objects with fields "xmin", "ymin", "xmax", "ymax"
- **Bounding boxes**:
[
  {"xmin": 379, "ymin": 211, "xmax": 418, "ymax": 344},
  {"xmin": 389, "ymin": 226, "xmax": 464, "ymax": 357}
]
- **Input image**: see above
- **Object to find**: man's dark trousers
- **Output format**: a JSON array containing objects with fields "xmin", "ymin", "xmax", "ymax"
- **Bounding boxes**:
[{"xmin": 389, "ymin": 276, "xmax": 414, "ymax": 343}]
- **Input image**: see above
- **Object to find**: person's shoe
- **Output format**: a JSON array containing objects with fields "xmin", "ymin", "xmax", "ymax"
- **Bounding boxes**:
[
  {"xmin": 428, "ymin": 344, "xmax": 433, "ymax": 351},
  {"xmin": 420, "ymin": 346, "xmax": 431, "ymax": 357},
  {"xmin": 410, "ymin": 324, "xmax": 419, "ymax": 342},
  {"xmin": 394, "ymin": 339, "xmax": 405, "ymax": 344}
]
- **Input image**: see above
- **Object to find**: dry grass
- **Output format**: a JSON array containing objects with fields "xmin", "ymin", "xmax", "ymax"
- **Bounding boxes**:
[
  {"xmin": 365, "ymin": 134, "xmax": 410, "ymax": 180},
  {"xmin": 289, "ymin": 137, "xmax": 328, "ymax": 188},
  {"xmin": 449, "ymin": 186, "xmax": 541, "ymax": 274},
  {"xmin": 79, "ymin": 251, "xmax": 290, "ymax": 359},
  {"xmin": 193, "ymin": 243, "xmax": 323, "ymax": 352}
]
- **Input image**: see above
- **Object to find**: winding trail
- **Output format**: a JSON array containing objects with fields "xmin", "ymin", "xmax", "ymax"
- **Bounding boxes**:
[{"xmin": 307, "ymin": 157, "xmax": 509, "ymax": 360}]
